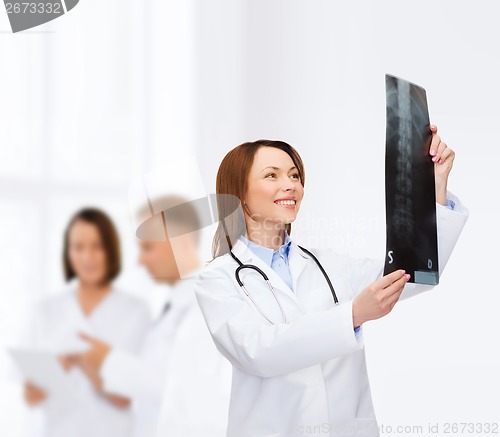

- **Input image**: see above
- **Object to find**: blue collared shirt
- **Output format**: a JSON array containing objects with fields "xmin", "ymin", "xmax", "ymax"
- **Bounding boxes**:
[{"xmin": 238, "ymin": 231, "xmax": 294, "ymax": 291}]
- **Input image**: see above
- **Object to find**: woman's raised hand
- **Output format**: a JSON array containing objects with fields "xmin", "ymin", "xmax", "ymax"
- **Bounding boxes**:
[
  {"xmin": 352, "ymin": 270, "xmax": 410, "ymax": 327},
  {"xmin": 429, "ymin": 124, "xmax": 455, "ymax": 206}
]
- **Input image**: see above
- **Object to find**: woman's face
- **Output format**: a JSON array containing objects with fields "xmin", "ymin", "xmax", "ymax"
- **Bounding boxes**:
[
  {"xmin": 68, "ymin": 220, "xmax": 108, "ymax": 286},
  {"xmin": 244, "ymin": 146, "xmax": 304, "ymax": 230}
]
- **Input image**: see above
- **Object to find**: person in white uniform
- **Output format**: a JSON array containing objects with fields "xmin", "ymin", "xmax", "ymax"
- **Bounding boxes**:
[
  {"xmin": 194, "ymin": 128, "xmax": 469, "ymax": 437},
  {"xmin": 21, "ymin": 208, "xmax": 151, "ymax": 437},
  {"xmin": 71, "ymin": 195, "xmax": 232, "ymax": 437}
]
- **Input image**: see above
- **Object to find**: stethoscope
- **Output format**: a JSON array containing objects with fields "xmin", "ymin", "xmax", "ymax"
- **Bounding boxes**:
[{"xmin": 225, "ymin": 232, "xmax": 339, "ymax": 325}]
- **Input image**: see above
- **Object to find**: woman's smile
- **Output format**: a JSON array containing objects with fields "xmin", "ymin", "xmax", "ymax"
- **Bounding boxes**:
[{"xmin": 274, "ymin": 197, "xmax": 297, "ymax": 208}]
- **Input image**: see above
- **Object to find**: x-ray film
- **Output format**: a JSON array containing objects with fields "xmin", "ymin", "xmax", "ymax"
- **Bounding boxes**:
[{"xmin": 384, "ymin": 74, "xmax": 439, "ymax": 285}]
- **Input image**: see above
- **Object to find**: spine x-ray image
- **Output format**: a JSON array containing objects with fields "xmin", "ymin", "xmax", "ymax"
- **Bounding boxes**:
[{"xmin": 384, "ymin": 74, "xmax": 439, "ymax": 285}]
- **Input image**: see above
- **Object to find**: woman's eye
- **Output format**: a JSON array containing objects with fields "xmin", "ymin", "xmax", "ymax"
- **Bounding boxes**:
[
  {"xmin": 265, "ymin": 173, "xmax": 276, "ymax": 179},
  {"xmin": 290, "ymin": 173, "xmax": 300, "ymax": 180}
]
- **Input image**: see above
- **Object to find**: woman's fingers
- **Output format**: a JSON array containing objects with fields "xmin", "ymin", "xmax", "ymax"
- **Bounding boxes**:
[
  {"xmin": 378, "ymin": 269, "xmax": 407, "ymax": 289},
  {"xmin": 355, "ymin": 270, "xmax": 410, "ymax": 324},
  {"xmin": 377, "ymin": 270, "xmax": 409, "ymax": 308},
  {"xmin": 437, "ymin": 146, "xmax": 454, "ymax": 165},
  {"xmin": 383, "ymin": 273, "xmax": 409, "ymax": 299},
  {"xmin": 429, "ymin": 134, "xmax": 441, "ymax": 157},
  {"xmin": 432, "ymin": 140, "xmax": 446, "ymax": 162},
  {"xmin": 431, "ymin": 139, "xmax": 447, "ymax": 163},
  {"xmin": 25, "ymin": 382, "xmax": 47, "ymax": 405}
]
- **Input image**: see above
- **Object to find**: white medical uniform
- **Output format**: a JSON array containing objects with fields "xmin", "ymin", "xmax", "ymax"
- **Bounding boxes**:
[
  {"xmin": 100, "ymin": 276, "xmax": 232, "ymax": 437},
  {"xmin": 21, "ymin": 283, "xmax": 151, "ymax": 437},
  {"xmin": 194, "ymin": 191, "xmax": 469, "ymax": 437}
]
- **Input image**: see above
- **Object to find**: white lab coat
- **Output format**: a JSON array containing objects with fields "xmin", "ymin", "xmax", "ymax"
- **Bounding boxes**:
[
  {"xmin": 100, "ymin": 277, "xmax": 232, "ymax": 437},
  {"xmin": 194, "ymin": 191, "xmax": 469, "ymax": 437},
  {"xmin": 20, "ymin": 283, "xmax": 151, "ymax": 437}
]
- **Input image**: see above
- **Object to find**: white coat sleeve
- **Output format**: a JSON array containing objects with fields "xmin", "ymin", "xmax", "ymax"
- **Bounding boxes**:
[
  {"xmin": 347, "ymin": 190, "xmax": 469, "ymax": 301},
  {"xmin": 195, "ymin": 271, "xmax": 363, "ymax": 379},
  {"xmin": 155, "ymin": 308, "xmax": 231, "ymax": 437},
  {"xmin": 100, "ymin": 349, "xmax": 164, "ymax": 404},
  {"xmin": 117, "ymin": 302, "xmax": 152, "ymax": 354}
]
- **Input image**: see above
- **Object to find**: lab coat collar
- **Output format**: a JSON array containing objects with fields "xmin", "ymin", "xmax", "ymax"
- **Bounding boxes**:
[
  {"xmin": 68, "ymin": 280, "xmax": 119, "ymax": 321},
  {"xmin": 229, "ymin": 236, "xmax": 310, "ymax": 303}
]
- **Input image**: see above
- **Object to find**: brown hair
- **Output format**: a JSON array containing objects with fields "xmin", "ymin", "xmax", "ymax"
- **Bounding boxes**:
[
  {"xmin": 211, "ymin": 140, "xmax": 305, "ymax": 259},
  {"xmin": 63, "ymin": 208, "xmax": 121, "ymax": 283}
]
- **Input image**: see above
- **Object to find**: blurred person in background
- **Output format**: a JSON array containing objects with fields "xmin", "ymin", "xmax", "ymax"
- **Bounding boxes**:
[
  {"xmin": 68, "ymin": 195, "xmax": 232, "ymax": 437},
  {"xmin": 21, "ymin": 207, "xmax": 151, "ymax": 437}
]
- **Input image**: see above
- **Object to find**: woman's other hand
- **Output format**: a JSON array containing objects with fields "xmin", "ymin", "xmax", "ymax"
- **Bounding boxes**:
[
  {"xmin": 70, "ymin": 333, "xmax": 130, "ymax": 409},
  {"xmin": 429, "ymin": 124, "xmax": 455, "ymax": 206},
  {"xmin": 24, "ymin": 381, "xmax": 47, "ymax": 406},
  {"xmin": 352, "ymin": 269, "xmax": 410, "ymax": 327},
  {"xmin": 58, "ymin": 355, "xmax": 77, "ymax": 372}
]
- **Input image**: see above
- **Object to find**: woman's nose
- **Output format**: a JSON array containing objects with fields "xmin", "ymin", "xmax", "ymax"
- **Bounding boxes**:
[{"xmin": 281, "ymin": 180, "xmax": 295, "ymax": 191}]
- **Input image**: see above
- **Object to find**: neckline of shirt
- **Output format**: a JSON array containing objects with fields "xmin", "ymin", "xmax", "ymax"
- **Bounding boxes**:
[{"xmin": 238, "ymin": 230, "xmax": 292, "ymax": 267}]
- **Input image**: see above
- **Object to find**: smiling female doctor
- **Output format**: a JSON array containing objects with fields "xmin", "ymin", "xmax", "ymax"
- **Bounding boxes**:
[{"xmin": 194, "ymin": 126, "xmax": 469, "ymax": 437}]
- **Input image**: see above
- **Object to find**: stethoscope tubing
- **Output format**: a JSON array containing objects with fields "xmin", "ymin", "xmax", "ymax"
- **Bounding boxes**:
[{"xmin": 229, "ymin": 244, "xmax": 339, "ymax": 324}]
